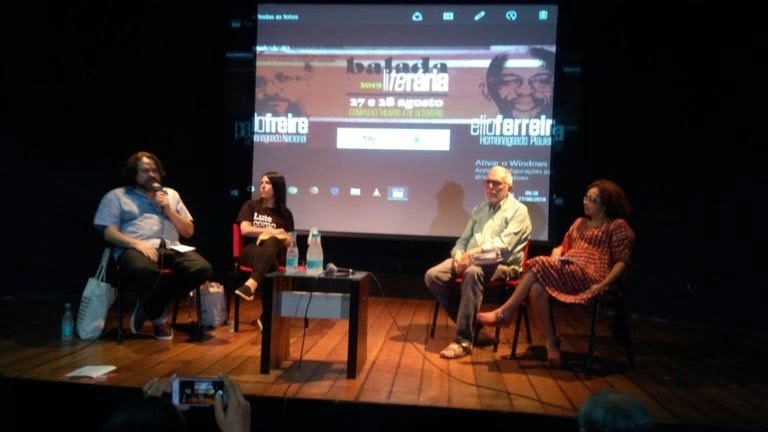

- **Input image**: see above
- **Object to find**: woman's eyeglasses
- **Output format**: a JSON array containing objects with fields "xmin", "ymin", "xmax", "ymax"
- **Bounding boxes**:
[{"xmin": 583, "ymin": 195, "xmax": 601, "ymax": 204}]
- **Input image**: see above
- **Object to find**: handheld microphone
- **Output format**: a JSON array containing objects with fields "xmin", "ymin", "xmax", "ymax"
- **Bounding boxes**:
[
  {"xmin": 150, "ymin": 182, "xmax": 166, "ymax": 213},
  {"xmin": 325, "ymin": 263, "xmax": 354, "ymax": 276}
]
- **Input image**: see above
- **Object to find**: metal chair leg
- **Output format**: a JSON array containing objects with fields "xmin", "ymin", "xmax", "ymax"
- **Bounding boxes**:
[
  {"xmin": 586, "ymin": 297, "xmax": 602, "ymax": 379},
  {"xmin": 117, "ymin": 287, "xmax": 124, "ymax": 345},
  {"xmin": 193, "ymin": 285, "xmax": 203, "ymax": 340},
  {"xmin": 234, "ymin": 295, "xmax": 240, "ymax": 332},
  {"xmin": 428, "ymin": 299, "xmax": 440, "ymax": 342},
  {"xmin": 510, "ymin": 305, "xmax": 532, "ymax": 358}
]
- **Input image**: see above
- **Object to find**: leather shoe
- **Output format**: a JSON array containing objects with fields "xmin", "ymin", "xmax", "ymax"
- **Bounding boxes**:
[{"xmin": 235, "ymin": 284, "xmax": 254, "ymax": 301}]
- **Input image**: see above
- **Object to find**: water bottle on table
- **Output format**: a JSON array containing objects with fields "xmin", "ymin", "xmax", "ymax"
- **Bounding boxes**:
[
  {"xmin": 306, "ymin": 227, "xmax": 324, "ymax": 275},
  {"xmin": 285, "ymin": 231, "xmax": 299, "ymax": 273}
]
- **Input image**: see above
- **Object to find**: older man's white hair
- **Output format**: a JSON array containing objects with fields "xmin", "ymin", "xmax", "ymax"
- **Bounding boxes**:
[{"xmin": 489, "ymin": 166, "xmax": 513, "ymax": 187}]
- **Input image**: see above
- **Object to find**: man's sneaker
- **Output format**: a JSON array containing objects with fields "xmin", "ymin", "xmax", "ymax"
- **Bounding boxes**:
[
  {"xmin": 152, "ymin": 322, "xmax": 174, "ymax": 341},
  {"xmin": 235, "ymin": 284, "xmax": 254, "ymax": 301},
  {"xmin": 130, "ymin": 303, "xmax": 147, "ymax": 334}
]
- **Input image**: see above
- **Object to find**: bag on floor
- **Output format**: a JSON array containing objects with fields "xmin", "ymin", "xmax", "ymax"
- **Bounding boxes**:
[
  {"xmin": 199, "ymin": 281, "xmax": 227, "ymax": 328},
  {"xmin": 76, "ymin": 248, "xmax": 117, "ymax": 340}
]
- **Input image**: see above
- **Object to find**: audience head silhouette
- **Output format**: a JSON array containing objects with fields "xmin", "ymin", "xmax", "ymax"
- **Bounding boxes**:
[
  {"xmin": 101, "ymin": 396, "xmax": 189, "ymax": 432},
  {"xmin": 578, "ymin": 390, "xmax": 653, "ymax": 432}
]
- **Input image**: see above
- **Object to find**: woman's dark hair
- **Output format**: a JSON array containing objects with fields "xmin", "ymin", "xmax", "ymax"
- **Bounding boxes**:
[
  {"xmin": 122, "ymin": 151, "xmax": 166, "ymax": 186},
  {"xmin": 588, "ymin": 179, "xmax": 632, "ymax": 219},
  {"xmin": 260, "ymin": 171, "xmax": 290, "ymax": 218}
]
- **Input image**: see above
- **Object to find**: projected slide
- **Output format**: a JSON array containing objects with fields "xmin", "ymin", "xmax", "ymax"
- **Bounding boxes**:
[{"xmin": 254, "ymin": 4, "xmax": 558, "ymax": 240}]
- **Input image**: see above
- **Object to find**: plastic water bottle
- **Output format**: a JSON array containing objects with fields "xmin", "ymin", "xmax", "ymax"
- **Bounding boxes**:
[
  {"xmin": 307, "ymin": 226, "xmax": 318, "ymax": 246},
  {"xmin": 285, "ymin": 231, "xmax": 299, "ymax": 273},
  {"xmin": 306, "ymin": 230, "xmax": 323, "ymax": 275},
  {"xmin": 61, "ymin": 302, "xmax": 74, "ymax": 342},
  {"xmin": 315, "ymin": 232, "xmax": 323, "ymax": 273}
]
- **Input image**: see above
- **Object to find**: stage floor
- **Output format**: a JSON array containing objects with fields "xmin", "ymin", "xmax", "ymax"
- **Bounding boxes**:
[{"xmin": 1, "ymin": 295, "xmax": 765, "ymax": 431}]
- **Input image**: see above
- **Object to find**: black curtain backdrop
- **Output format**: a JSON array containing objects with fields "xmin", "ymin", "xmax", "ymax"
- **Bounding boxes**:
[{"xmin": 4, "ymin": 1, "xmax": 762, "ymax": 331}]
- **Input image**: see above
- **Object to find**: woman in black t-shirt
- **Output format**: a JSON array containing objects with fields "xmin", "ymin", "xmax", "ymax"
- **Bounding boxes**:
[{"xmin": 234, "ymin": 172, "xmax": 294, "ymax": 301}]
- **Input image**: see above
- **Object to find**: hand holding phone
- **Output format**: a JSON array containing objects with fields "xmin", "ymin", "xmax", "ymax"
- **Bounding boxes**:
[{"xmin": 214, "ymin": 373, "xmax": 251, "ymax": 432}]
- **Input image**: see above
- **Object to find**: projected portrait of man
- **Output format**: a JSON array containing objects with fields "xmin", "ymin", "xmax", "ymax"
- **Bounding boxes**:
[
  {"xmin": 255, "ymin": 61, "xmax": 314, "ymax": 117},
  {"xmin": 480, "ymin": 47, "xmax": 554, "ymax": 119}
]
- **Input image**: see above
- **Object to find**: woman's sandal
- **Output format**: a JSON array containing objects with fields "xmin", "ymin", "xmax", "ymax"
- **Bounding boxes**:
[
  {"xmin": 546, "ymin": 337, "xmax": 563, "ymax": 368},
  {"xmin": 439, "ymin": 342, "xmax": 472, "ymax": 359}
]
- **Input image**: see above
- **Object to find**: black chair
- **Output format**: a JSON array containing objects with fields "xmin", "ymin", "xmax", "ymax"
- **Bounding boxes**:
[
  {"xmin": 227, "ymin": 224, "xmax": 309, "ymax": 332},
  {"xmin": 511, "ymin": 272, "xmax": 634, "ymax": 378},
  {"xmin": 108, "ymin": 247, "xmax": 202, "ymax": 344},
  {"xmin": 227, "ymin": 224, "xmax": 251, "ymax": 332},
  {"xmin": 228, "ymin": 224, "xmax": 304, "ymax": 332},
  {"xmin": 428, "ymin": 243, "xmax": 531, "ymax": 353}
]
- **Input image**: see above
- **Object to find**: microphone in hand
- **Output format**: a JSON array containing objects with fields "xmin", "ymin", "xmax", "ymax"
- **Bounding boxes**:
[
  {"xmin": 325, "ymin": 262, "xmax": 354, "ymax": 276},
  {"xmin": 150, "ymin": 182, "xmax": 168, "ymax": 212}
]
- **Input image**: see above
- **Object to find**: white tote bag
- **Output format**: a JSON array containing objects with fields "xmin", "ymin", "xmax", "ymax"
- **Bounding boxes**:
[{"xmin": 76, "ymin": 248, "xmax": 117, "ymax": 340}]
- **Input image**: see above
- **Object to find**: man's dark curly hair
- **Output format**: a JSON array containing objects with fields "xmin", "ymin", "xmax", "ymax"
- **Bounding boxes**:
[{"xmin": 122, "ymin": 151, "xmax": 166, "ymax": 186}]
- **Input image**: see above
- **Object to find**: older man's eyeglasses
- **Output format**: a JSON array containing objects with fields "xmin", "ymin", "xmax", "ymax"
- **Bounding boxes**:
[
  {"xmin": 484, "ymin": 179, "xmax": 504, "ymax": 188},
  {"xmin": 256, "ymin": 73, "xmax": 306, "ymax": 89},
  {"xmin": 583, "ymin": 195, "xmax": 601, "ymax": 204}
]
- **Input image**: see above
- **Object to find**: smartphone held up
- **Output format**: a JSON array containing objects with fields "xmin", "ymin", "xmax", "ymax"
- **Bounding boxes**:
[{"xmin": 171, "ymin": 377, "xmax": 226, "ymax": 408}]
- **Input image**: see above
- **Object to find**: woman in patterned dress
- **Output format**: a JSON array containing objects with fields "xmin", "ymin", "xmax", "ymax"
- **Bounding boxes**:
[{"xmin": 477, "ymin": 179, "xmax": 635, "ymax": 367}]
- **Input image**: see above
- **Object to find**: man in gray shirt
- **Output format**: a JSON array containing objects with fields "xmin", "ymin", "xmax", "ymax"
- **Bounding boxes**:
[{"xmin": 425, "ymin": 166, "xmax": 531, "ymax": 359}]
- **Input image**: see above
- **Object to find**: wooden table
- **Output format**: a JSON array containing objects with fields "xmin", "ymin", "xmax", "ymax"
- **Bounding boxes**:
[{"xmin": 261, "ymin": 270, "xmax": 370, "ymax": 378}]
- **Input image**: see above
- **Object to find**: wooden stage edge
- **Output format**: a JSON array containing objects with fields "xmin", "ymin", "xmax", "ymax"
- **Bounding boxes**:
[{"xmin": 0, "ymin": 295, "xmax": 765, "ymax": 432}]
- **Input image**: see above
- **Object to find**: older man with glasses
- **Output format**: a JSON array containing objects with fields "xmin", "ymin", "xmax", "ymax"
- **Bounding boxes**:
[{"xmin": 424, "ymin": 165, "xmax": 532, "ymax": 359}]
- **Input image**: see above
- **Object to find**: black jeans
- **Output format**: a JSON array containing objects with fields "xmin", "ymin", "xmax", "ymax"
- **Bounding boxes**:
[
  {"xmin": 240, "ymin": 236, "xmax": 286, "ymax": 284},
  {"xmin": 118, "ymin": 248, "xmax": 212, "ymax": 321}
]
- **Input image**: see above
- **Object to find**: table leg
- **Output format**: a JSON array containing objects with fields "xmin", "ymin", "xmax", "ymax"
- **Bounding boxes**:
[
  {"xmin": 261, "ymin": 276, "xmax": 290, "ymax": 374},
  {"xmin": 347, "ymin": 276, "xmax": 369, "ymax": 378}
]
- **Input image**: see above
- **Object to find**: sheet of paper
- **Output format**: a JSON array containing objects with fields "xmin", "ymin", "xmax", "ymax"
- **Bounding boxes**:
[
  {"xmin": 169, "ymin": 244, "xmax": 196, "ymax": 253},
  {"xmin": 64, "ymin": 365, "xmax": 116, "ymax": 378}
]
